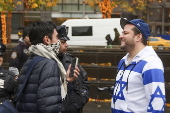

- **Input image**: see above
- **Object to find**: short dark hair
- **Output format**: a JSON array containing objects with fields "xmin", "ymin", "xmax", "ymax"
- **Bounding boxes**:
[
  {"xmin": 46, "ymin": 21, "xmax": 56, "ymax": 28},
  {"xmin": 28, "ymin": 21, "xmax": 56, "ymax": 45},
  {"xmin": 132, "ymin": 26, "xmax": 147, "ymax": 45}
]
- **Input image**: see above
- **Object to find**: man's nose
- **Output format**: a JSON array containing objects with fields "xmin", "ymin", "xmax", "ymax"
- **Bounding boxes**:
[
  {"xmin": 65, "ymin": 43, "xmax": 68, "ymax": 47},
  {"xmin": 119, "ymin": 34, "xmax": 123, "ymax": 39}
]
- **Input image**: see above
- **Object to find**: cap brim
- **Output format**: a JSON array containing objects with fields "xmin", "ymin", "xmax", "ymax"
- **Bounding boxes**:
[
  {"xmin": 67, "ymin": 37, "xmax": 70, "ymax": 40},
  {"xmin": 59, "ymin": 37, "xmax": 70, "ymax": 41},
  {"xmin": 120, "ymin": 18, "xmax": 129, "ymax": 29}
]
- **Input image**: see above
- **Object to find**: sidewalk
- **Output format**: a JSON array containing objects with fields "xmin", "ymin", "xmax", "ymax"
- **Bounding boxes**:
[
  {"xmin": 165, "ymin": 104, "xmax": 170, "ymax": 113},
  {"xmin": 83, "ymin": 101, "xmax": 170, "ymax": 113}
]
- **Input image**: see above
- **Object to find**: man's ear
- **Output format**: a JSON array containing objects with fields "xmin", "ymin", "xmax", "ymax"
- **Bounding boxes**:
[
  {"xmin": 43, "ymin": 36, "xmax": 51, "ymax": 45},
  {"xmin": 136, "ymin": 33, "xmax": 142, "ymax": 42}
]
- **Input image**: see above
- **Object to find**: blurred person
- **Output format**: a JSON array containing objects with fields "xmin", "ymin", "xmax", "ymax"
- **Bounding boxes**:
[
  {"xmin": 111, "ymin": 18, "xmax": 165, "ymax": 112},
  {"xmin": 15, "ymin": 21, "xmax": 79, "ymax": 113},
  {"xmin": 105, "ymin": 34, "xmax": 112, "ymax": 45},
  {"xmin": 17, "ymin": 26, "xmax": 25, "ymax": 42},
  {"xmin": 111, "ymin": 28, "xmax": 120, "ymax": 45},
  {"xmin": 57, "ymin": 25, "xmax": 89, "ymax": 113},
  {"xmin": 0, "ymin": 43, "xmax": 17, "ymax": 102},
  {"xmin": 9, "ymin": 26, "xmax": 31, "ymax": 76}
]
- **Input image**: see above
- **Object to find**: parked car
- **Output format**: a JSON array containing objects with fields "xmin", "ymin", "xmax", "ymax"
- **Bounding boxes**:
[{"xmin": 147, "ymin": 37, "xmax": 170, "ymax": 49}]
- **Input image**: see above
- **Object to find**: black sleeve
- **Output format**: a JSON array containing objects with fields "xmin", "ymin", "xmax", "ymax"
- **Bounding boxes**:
[
  {"xmin": 3, "ymin": 70, "xmax": 17, "ymax": 92},
  {"xmin": 3, "ymin": 70, "xmax": 17, "ymax": 97}
]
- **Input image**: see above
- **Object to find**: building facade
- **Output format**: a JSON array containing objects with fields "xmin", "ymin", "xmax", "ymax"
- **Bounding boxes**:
[{"xmin": 8, "ymin": 0, "xmax": 170, "ymax": 40}]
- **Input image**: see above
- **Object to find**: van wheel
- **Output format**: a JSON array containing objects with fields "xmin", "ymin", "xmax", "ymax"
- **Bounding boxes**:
[{"xmin": 157, "ymin": 45, "xmax": 164, "ymax": 50}]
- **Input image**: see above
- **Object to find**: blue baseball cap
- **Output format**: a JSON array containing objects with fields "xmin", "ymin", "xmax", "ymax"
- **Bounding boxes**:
[{"xmin": 120, "ymin": 18, "xmax": 150, "ymax": 39}]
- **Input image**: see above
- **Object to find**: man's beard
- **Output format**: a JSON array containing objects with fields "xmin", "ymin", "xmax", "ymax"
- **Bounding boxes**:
[
  {"xmin": 25, "ymin": 41, "xmax": 31, "ymax": 47},
  {"xmin": 120, "ymin": 39, "xmax": 135, "ymax": 52}
]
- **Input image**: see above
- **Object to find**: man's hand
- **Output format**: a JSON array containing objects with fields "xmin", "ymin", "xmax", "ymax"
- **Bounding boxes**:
[{"xmin": 66, "ymin": 64, "xmax": 80, "ymax": 82}]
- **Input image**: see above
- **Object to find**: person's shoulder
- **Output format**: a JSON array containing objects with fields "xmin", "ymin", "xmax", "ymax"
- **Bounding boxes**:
[
  {"xmin": 142, "ymin": 55, "xmax": 163, "ymax": 70},
  {"xmin": 63, "ymin": 53, "xmax": 74, "ymax": 62},
  {"xmin": 20, "ymin": 42, "xmax": 28, "ymax": 47},
  {"xmin": 12, "ymin": 42, "xmax": 24, "ymax": 50},
  {"xmin": 13, "ymin": 44, "xmax": 20, "ymax": 49},
  {"xmin": 38, "ymin": 57, "xmax": 57, "ymax": 66},
  {"xmin": 19, "ymin": 41, "xmax": 27, "ymax": 47},
  {"xmin": 10, "ymin": 44, "xmax": 24, "ymax": 59},
  {"xmin": 37, "ymin": 58, "xmax": 60, "ymax": 72},
  {"xmin": 65, "ymin": 53, "xmax": 73, "ymax": 58},
  {"xmin": 25, "ymin": 56, "xmax": 57, "ymax": 71},
  {"xmin": 42, "ymin": 57, "xmax": 55, "ymax": 62},
  {"xmin": 144, "ymin": 55, "xmax": 161, "ymax": 62}
]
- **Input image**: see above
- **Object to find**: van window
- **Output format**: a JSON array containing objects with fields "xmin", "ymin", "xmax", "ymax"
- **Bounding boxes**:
[{"xmin": 72, "ymin": 26, "xmax": 92, "ymax": 36}]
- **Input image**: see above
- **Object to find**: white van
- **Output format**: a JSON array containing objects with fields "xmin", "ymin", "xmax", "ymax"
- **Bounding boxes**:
[{"xmin": 61, "ymin": 18, "xmax": 123, "ymax": 46}]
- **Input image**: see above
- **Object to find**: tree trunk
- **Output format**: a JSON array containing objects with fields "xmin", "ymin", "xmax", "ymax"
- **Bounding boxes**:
[
  {"xmin": 6, "ymin": 11, "xmax": 12, "ymax": 43},
  {"xmin": 1, "ymin": 12, "xmax": 7, "ymax": 44}
]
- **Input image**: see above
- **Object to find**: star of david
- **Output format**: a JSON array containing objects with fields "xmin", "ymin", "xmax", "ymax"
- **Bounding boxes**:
[
  {"xmin": 114, "ymin": 81, "xmax": 126, "ymax": 102},
  {"xmin": 148, "ymin": 86, "xmax": 165, "ymax": 112}
]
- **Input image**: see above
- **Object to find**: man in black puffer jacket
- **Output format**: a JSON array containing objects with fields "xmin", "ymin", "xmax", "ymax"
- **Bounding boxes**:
[
  {"xmin": 0, "ymin": 43, "xmax": 17, "ymax": 103},
  {"xmin": 16, "ymin": 21, "xmax": 80, "ymax": 113},
  {"xmin": 57, "ymin": 25, "xmax": 89, "ymax": 113}
]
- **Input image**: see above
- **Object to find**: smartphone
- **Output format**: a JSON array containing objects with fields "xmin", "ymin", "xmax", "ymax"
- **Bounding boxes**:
[{"xmin": 70, "ymin": 57, "xmax": 79, "ymax": 77}]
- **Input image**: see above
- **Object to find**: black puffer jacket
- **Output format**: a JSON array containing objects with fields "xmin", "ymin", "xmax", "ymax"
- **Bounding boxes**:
[
  {"xmin": 0, "ymin": 67, "xmax": 17, "ymax": 102},
  {"xmin": 16, "ymin": 54, "xmax": 62, "ymax": 113},
  {"xmin": 58, "ymin": 53, "xmax": 89, "ymax": 113}
]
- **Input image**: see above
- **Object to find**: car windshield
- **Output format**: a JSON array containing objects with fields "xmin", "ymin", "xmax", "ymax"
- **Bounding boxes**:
[{"xmin": 149, "ymin": 38, "xmax": 159, "ymax": 41}]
